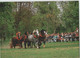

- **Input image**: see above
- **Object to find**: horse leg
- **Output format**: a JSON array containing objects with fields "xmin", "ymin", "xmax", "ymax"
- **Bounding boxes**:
[
  {"xmin": 33, "ymin": 41, "xmax": 36, "ymax": 48},
  {"xmin": 24, "ymin": 41, "xmax": 26, "ymax": 48},
  {"xmin": 34, "ymin": 42, "xmax": 37, "ymax": 48},
  {"xmin": 32, "ymin": 40, "xmax": 36, "ymax": 48},
  {"xmin": 43, "ymin": 40, "xmax": 46, "ymax": 48},
  {"xmin": 30, "ymin": 42, "xmax": 33, "ymax": 48},
  {"xmin": 18, "ymin": 41, "xmax": 22, "ymax": 48},
  {"xmin": 32, "ymin": 42, "xmax": 34, "ymax": 48},
  {"xmin": 13, "ymin": 43, "xmax": 16, "ymax": 48},
  {"xmin": 27, "ymin": 42, "xmax": 29, "ymax": 48},
  {"xmin": 20, "ymin": 43, "xmax": 23, "ymax": 48},
  {"xmin": 37, "ymin": 41, "xmax": 42, "ymax": 49},
  {"xmin": 27, "ymin": 41, "xmax": 31, "ymax": 48}
]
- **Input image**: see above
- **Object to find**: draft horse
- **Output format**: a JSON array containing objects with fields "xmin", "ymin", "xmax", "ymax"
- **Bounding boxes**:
[
  {"xmin": 37, "ymin": 29, "xmax": 47, "ymax": 49},
  {"xmin": 10, "ymin": 34, "xmax": 28, "ymax": 48}
]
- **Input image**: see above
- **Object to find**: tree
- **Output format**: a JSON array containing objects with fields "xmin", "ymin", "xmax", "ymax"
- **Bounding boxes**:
[
  {"xmin": 0, "ymin": 2, "xmax": 15, "ymax": 42},
  {"xmin": 60, "ymin": 1, "xmax": 79, "ymax": 32},
  {"xmin": 30, "ymin": 2, "xmax": 60, "ymax": 34},
  {"xmin": 14, "ymin": 2, "xmax": 34, "ymax": 33}
]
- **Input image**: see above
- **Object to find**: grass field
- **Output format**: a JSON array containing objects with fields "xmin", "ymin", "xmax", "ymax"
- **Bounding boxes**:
[{"xmin": 1, "ymin": 40, "xmax": 80, "ymax": 58}]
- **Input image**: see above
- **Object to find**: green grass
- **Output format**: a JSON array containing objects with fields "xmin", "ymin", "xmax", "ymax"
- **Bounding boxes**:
[{"xmin": 1, "ymin": 40, "xmax": 79, "ymax": 58}]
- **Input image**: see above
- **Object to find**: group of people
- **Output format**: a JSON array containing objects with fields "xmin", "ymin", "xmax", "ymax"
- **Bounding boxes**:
[{"xmin": 46, "ymin": 28, "xmax": 79, "ymax": 42}]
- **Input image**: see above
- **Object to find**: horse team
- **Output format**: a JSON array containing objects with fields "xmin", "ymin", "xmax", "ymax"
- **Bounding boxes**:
[{"xmin": 10, "ymin": 29, "xmax": 47, "ymax": 49}]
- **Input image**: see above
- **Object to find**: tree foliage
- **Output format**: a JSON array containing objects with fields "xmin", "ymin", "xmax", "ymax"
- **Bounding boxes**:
[
  {"xmin": 30, "ymin": 2, "xmax": 60, "ymax": 33},
  {"xmin": 0, "ymin": 2, "xmax": 15, "ymax": 39},
  {"xmin": 59, "ymin": 1, "xmax": 79, "ymax": 32}
]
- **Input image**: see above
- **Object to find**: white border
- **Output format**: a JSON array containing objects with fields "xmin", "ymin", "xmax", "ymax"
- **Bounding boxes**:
[
  {"xmin": 0, "ymin": 0, "xmax": 79, "ymax": 2},
  {"xmin": 79, "ymin": 1, "xmax": 80, "ymax": 58}
]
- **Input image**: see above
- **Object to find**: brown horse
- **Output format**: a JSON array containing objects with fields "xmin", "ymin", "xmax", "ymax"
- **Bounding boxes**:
[{"xmin": 10, "ymin": 35, "xmax": 28, "ymax": 48}]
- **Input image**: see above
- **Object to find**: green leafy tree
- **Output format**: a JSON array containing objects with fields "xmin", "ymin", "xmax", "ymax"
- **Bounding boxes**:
[
  {"xmin": 60, "ymin": 1, "xmax": 79, "ymax": 32},
  {"xmin": 0, "ymin": 2, "xmax": 15, "ymax": 41},
  {"xmin": 30, "ymin": 2, "xmax": 60, "ymax": 34}
]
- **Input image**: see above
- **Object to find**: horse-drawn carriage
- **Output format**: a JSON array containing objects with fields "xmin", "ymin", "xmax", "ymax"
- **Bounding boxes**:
[{"xmin": 10, "ymin": 29, "xmax": 47, "ymax": 49}]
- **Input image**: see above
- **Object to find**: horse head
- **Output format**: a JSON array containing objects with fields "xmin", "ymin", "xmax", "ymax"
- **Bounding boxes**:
[
  {"xmin": 18, "ymin": 32, "xmax": 21, "ymax": 39},
  {"xmin": 40, "ymin": 29, "xmax": 47, "ymax": 37},
  {"xmin": 33, "ymin": 29, "xmax": 39, "ymax": 37}
]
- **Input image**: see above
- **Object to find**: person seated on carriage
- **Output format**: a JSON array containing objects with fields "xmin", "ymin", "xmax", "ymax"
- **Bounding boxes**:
[{"xmin": 16, "ymin": 32, "xmax": 21, "ymax": 40}]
